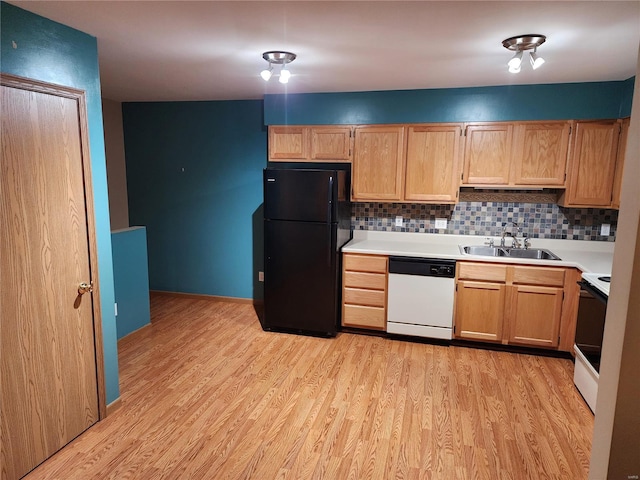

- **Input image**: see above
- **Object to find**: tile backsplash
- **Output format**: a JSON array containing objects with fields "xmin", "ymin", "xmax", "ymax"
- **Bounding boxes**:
[{"xmin": 352, "ymin": 202, "xmax": 618, "ymax": 241}]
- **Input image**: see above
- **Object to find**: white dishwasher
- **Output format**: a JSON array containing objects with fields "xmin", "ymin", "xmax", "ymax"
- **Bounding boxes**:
[{"xmin": 387, "ymin": 256, "xmax": 456, "ymax": 340}]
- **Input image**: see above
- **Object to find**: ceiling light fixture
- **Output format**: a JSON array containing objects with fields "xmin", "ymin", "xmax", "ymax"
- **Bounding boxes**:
[
  {"xmin": 502, "ymin": 34, "xmax": 546, "ymax": 74},
  {"xmin": 261, "ymin": 51, "xmax": 296, "ymax": 83}
]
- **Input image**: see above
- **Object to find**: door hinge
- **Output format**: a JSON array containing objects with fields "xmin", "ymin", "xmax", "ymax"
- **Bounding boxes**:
[
  {"xmin": 569, "ymin": 126, "xmax": 572, "ymax": 135},
  {"xmin": 461, "ymin": 173, "xmax": 464, "ymax": 181},
  {"xmin": 564, "ymin": 173, "xmax": 567, "ymax": 181}
]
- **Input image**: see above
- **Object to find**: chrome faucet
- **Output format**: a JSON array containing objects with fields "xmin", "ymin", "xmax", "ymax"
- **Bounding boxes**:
[{"xmin": 501, "ymin": 221, "xmax": 523, "ymax": 248}]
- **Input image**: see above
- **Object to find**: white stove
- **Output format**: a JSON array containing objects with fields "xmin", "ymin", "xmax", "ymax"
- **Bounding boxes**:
[
  {"xmin": 573, "ymin": 272, "xmax": 610, "ymax": 413},
  {"xmin": 581, "ymin": 272, "xmax": 611, "ymax": 297}
]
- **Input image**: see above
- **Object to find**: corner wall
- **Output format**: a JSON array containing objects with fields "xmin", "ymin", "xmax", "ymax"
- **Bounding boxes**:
[
  {"xmin": 0, "ymin": 2, "xmax": 120, "ymax": 404},
  {"xmin": 123, "ymin": 100, "xmax": 266, "ymax": 300}
]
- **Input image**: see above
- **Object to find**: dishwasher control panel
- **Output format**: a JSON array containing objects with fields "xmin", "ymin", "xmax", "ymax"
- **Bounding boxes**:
[{"xmin": 388, "ymin": 256, "xmax": 456, "ymax": 278}]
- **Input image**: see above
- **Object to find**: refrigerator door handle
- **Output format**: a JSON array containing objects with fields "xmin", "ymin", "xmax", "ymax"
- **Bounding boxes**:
[
  {"xmin": 328, "ymin": 175, "xmax": 334, "ymax": 267},
  {"xmin": 327, "ymin": 175, "xmax": 334, "ymax": 223}
]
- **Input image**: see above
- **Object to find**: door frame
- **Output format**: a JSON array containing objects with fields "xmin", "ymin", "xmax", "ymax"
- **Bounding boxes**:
[{"xmin": 1, "ymin": 73, "xmax": 107, "ymax": 419}]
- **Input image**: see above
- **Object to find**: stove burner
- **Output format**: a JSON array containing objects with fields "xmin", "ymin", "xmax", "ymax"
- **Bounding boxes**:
[{"xmin": 598, "ymin": 276, "xmax": 611, "ymax": 283}]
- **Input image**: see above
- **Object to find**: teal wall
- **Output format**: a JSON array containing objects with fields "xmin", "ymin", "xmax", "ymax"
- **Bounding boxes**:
[
  {"xmin": 112, "ymin": 228, "xmax": 151, "ymax": 339},
  {"xmin": 264, "ymin": 81, "xmax": 633, "ymax": 125},
  {"xmin": 123, "ymin": 100, "xmax": 266, "ymax": 300},
  {"xmin": 1, "ymin": 3, "xmax": 120, "ymax": 404}
]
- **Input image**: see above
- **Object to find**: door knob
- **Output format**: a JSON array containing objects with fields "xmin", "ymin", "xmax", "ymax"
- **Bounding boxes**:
[{"xmin": 78, "ymin": 282, "xmax": 93, "ymax": 295}]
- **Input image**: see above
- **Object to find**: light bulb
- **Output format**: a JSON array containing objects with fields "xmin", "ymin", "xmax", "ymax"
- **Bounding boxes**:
[
  {"xmin": 508, "ymin": 64, "xmax": 521, "ymax": 74},
  {"xmin": 530, "ymin": 51, "xmax": 545, "ymax": 70},
  {"xmin": 260, "ymin": 65, "xmax": 272, "ymax": 81},
  {"xmin": 279, "ymin": 68, "xmax": 291, "ymax": 84}
]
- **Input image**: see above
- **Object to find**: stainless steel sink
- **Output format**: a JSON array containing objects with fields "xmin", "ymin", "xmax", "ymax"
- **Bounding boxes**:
[
  {"xmin": 460, "ymin": 245, "xmax": 508, "ymax": 256},
  {"xmin": 459, "ymin": 245, "xmax": 561, "ymax": 261}
]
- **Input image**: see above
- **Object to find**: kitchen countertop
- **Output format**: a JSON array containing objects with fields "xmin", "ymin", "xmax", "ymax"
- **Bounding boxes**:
[{"xmin": 342, "ymin": 230, "xmax": 615, "ymax": 275}]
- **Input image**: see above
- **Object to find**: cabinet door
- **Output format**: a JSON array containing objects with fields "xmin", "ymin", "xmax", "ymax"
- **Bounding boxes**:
[
  {"xmin": 352, "ymin": 126, "xmax": 405, "ymax": 201},
  {"xmin": 454, "ymin": 280, "xmax": 505, "ymax": 342},
  {"xmin": 310, "ymin": 127, "xmax": 352, "ymax": 161},
  {"xmin": 404, "ymin": 124, "xmax": 462, "ymax": 203},
  {"xmin": 512, "ymin": 122, "xmax": 570, "ymax": 186},
  {"xmin": 564, "ymin": 121, "xmax": 620, "ymax": 206},
  {"xmin": 269, "ymin": 126, "xmax": 308, "ymax": 160},
  {"xmin": 462, "ymin": 124, "xmax": 513, "ymax": 185},
  {"xmin": 508, "ymin": 285, "xmax": 563, "ymax": 348},
  {"xmin": 611, "ymin": 118, "xmax": 629, "ymax": 209}
]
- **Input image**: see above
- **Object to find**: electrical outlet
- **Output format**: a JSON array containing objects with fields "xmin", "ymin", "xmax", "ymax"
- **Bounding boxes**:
[
  {"xmin": 435, "ymin": 218, "xmax": 447, "ymax": 229},
  {"xmin": 600, "ymin": 224, "xmax": 611, "ymax": 236},
  {"xmin": 395, "ymin": 216, "xmax": 403, "ymax": 227},
  {"xmin": 258, "ymin": 271, "xmax": 264, "ymax": 282}
]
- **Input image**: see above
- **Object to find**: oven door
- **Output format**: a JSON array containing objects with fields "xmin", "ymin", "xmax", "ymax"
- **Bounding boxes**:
[{"xmin": 575, "ymin": 280, "xmax": 607, "ymax": 373}]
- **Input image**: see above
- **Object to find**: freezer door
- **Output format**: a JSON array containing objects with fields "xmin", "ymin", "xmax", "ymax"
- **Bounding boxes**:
[
  {"xmin": 264, "ymin": 219, "xmax": 339, "ymax": 336},
  {"xmin": 264, "ymin": 169, "xmax": 337, "ymax": 222}
]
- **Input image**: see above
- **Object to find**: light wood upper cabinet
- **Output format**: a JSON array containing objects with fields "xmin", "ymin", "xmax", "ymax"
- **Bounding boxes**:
[
  {"xmin": 462, "ymin": 121, "xmax": 571, "ymax": 187},
  {"xmin": 352, "ymin": 126, "xmax": 405, "ymax": 201},
  {"xmin": 269, "ymin": 126, "xmax": 308, "ymax": 160},
  {"xmin": 611, "ymin": 117, "xmax": 630, "ymax": 209},
  {"xmin": 269, "ymin": 126, "xmax": 352, "ymax": 162},
  {"xmin": 560, "ymin": 120, "xmax": 621, "ymax": 207},
  {"xmin": 404, "ymin": 124, "xmax": 462, "ymax": 203},
  {"xmin": 310, "ymin": 127, "xmax": 352, "ymax": 161},
  {"xmin": 511, "ymin": 122, "xmax": 571, "ymax": 186},
  {"xmin": 462, "ymin": 123, "xmax": 513, "ymax": 185}
]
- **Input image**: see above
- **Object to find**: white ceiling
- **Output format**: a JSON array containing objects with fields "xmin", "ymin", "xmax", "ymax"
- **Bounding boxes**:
[{"xmin": 9, "ymin": 1, "xmax": 640, "ymax": 102}]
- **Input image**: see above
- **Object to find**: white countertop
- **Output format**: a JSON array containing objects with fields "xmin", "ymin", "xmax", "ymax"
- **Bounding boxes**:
[{"xmin": 342, "ymin": 230, "xmax": 615, "ymax": 275}]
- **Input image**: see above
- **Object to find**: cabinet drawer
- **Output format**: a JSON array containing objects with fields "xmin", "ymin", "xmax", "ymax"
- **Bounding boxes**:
[
  {"xmin": 343, "ymin": 254, "xmax": 387, "ymax": 273},
  {"xmin": 343, "ymin": 304, "xmax": 386, "ymax": 330},
  {"xmin": 457, "ymin": 262, "xmax": 507, "ymax": 282},
  {"xmin": 344, "ymin": 287, "xmax": 386, "ymax": 307},
  {"xmin": 344, "ymin": 271, "xmax": 386, "ymax": 290},
  {"xmin": 512, "ymin": 266, "xmax": 565, "ymax": 287}
]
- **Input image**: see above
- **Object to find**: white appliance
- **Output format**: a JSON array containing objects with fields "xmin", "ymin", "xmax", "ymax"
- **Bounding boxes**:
[
  {"xmin": 573, "ymin": 273, "xmax": 609, "ymax": 413},
  {"xmin": 387, "ymin": 257, "xmax": 456, "ymax": 340}
]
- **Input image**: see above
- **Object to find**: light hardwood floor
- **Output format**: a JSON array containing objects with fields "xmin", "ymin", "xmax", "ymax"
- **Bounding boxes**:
[{"xmin": 25, "ymin": 295, "xmax": 594, "ymax": 479}]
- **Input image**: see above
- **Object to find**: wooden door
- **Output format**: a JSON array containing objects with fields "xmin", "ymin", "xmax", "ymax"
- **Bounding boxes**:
[
  {"xmin": 404, "ymin": 124, "xmax": 462, "ymax": 203},
  {"xmin": 508, "ymin": 285, "xmax": 563, "ymax": 348},
  {"xmin": 352, "ymin": 126, "xmax": 405, "ymax": 201},
  {"xmin": 1, "ymin": 75, "xmax": 104, "ymax": 480},
  {"xmin": 454, "ymin": 280, "xmax": 506, "ymax": 342},
  {"xmin": 310, "ymin": 126, "xmax": 352, "ymax": 161},
  {"xmin": 564, "ymin": 120, "xmax": 620, "ymax": 206},
  {"xmin": 462, "ymin": 124, "xmax": 513, "ymax": 185},
  {"xmin": 512, "ymin": 121, "xmax": 571, "ymax": 186}
]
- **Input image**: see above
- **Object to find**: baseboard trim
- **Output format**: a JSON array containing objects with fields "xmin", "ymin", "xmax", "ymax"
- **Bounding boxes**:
[
  {"xmin": 106, "ymin": 397, "xmax": 122, "ymax": 416},
  {"xmin": 117, "ymin": 323, "xmax": 152, "ymax": 343},
  {"xmin": 150, "ymin": 290, "xmax": 263, "ymax": 305}
]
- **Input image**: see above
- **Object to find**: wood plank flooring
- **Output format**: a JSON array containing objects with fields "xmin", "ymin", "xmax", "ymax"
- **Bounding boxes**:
[{"xmin": 24, "ymin": 295, "xmax": 594, "ymax": 479}]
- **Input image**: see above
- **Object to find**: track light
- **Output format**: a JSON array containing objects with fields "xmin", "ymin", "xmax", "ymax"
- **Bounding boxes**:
[
  {"xmin": 530, "ymin": 49, "xmax": 545, "ymax": 70},
  {"xmin": 508, "ymin": 50, "xmax": 523, "ymax": 73},
  {"xmin": 279, "ymin": 66, "xmax": 291, "ymax": 84},
  {"xmin": 502, "ymin": 34, "xmax": 546, "ymax": 73},
  {"xmin": 260, "ymin": 63, "xmax": 273, "ymax": 81},
  {"xmin": 260, "ymin": 51, "xmax": 296, "ymax": 84}
]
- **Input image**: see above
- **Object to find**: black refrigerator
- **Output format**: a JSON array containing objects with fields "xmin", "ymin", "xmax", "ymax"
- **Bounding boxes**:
[{"xmin": 263, "ymin": 166, "xmax": 352, "ymax": 337}]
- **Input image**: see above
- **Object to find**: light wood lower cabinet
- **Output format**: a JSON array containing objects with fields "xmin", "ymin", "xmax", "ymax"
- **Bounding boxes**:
[
  {"xmin": 454, "ymin": 261, "xmax": 579, "ymax": 351},
  {"xmin": 342, "ymin": 253, "xmax": 388, "ymax": 330}
]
